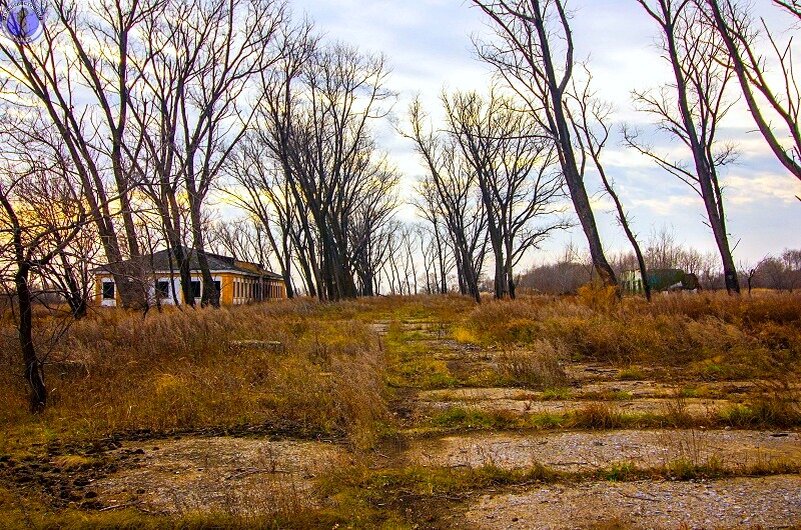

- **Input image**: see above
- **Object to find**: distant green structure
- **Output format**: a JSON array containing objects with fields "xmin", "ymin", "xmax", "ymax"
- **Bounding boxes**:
[{"xmin": 622, "ymin": 269, "xmax": 701, "ymax": 294}]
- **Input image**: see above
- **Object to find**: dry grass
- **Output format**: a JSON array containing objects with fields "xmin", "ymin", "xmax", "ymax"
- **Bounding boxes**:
[
  {"xmin": 0, "ymin": 301, "xmax": 389, "ymax": 454},
  {"xmin": 495, "ymin": 339, "xmax": 568, "ymax": 389},
  {"xmin": 2, "ymin": 292, "xmax": 800, "ymax": 529},
  {"xmin": 462, "ymin": 292, "xmax": 801, "ymax": 379},
  {"xmin": 3, "ymin": 292, "xmax": 800, "ymax": 454}
]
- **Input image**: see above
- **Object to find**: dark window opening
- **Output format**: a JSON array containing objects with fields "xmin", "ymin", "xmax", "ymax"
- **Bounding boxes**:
[
  {"xmin": 190, "ymin": 280, "xmax": 201, "ymax": 299},
  {"xmin": 213, "ymin": 280, "xmax": 221, "ymax": 295},
  {"xmin": 102, "ymin": 282, "xmax": 115, "ymax": 300},
  {"xmin": 156, "ymin": 281, "xmax": 170, "ymax": 299}
]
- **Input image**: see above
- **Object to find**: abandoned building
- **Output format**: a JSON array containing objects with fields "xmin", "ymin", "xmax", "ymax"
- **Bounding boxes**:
[
  {"xmin": 94, "ymin": 247, "xmax": 287, "ymax": 307},
  {"xmin": 622, "ymin": 268, "xmax": 701, "ymax": 294}
]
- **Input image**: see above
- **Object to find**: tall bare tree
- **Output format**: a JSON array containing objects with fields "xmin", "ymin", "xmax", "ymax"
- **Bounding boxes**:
[
  {"xmin": 704, "ymin": 0, "xmax": 801, "ymax": 185},
  {"xmin": 569, "ymin": 73, "xmax": 652, "ymax": 301},
  {"xmin": 127, "ymin": 0, "xmax": 288, "ymax": 308},
  {"xmin": 413, "ymin": 188, "xmax": 454, "ymax": 295},
  {"xmin": 408, "ymin": 99, "xmax": 488, "ymax": 302},
  {"xmin": 471, "ymin": 0, "xmax": 619, "ymax": 288},
  {"xmin": 208, "ymin": 218, "xmax": 270, "ymax": 265},
  {"xmin": 254, "ymin": 37, "xmax": 398, "ymax": 301},
  {"xmin": 0, "ymin": 130, "xmax": 88, "ymax": 412},
  {"xmin": 441, "ymin": 90, "xmax": 565, "ymax": 299},
  {"xmin": 630, "ymin": 0, "xmax": 741, "ymax": 294},
  {"xmin": 222, "ymin": 135, "xmax": 304, "ymax": 298}
]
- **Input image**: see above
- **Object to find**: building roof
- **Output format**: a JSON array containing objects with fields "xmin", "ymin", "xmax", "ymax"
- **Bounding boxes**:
[{"xmin": 94, "ymin": 247, "xmax": 283, "ymax": 280}]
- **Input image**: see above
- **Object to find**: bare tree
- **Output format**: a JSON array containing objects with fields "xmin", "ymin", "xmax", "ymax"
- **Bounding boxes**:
[
  {"xmin": 0, "ymin": 0, "xmax": 166, "ymax": 308},
  {"xmin": 413, "ymin": 193, "xmax": 454, "ymax": 295},
  {"xmin": 629, "ymin": 0, "xmax": 741, "ymax": 294},
  {"xmin": 222, "ymin": 135, "xmax": 304, "ymax": 298},
  {"xmin": 518, "ymin": 243, "xmax": 593, "ymax": 294},
  {"xmin": 756, "ymin": 255, "xmax": 794, "ymax": 291},
  {"xmin": 739, "ymin": 260, "xmax": 758, "ymax": 295},
  {"xmin": 18, "ymin": 166, "xmax": 101, "ymax": 319},
  {"xmin": 704, "ymin": 0, "xmax": 801, "ymax": 185},
  {"xmin": 471, "ymin": 0, "xmax": 618, "ymax": 288},
  {"xmin": 126, "ymin": 0, "xmax": 288, "ymax": 308},
  {"xmin": 0, "ymin": 135, "xmax": 88, "ymax": 412},
  {"xmin": 208, "ymin": 218, "xmax": 270, "ymax": 265},
  {"xmin": 408, "ymin": 99, "xmax": 488, "ymax": 302},
  {"xmin": 237, "ymin": 31, "xmax": 398, "ymax": 301},
  {"xmin": 567, "ymin": 72, "xmax": 652, "ymax": 300},
  {"xmin": 440, "ymin": 90, "xmax": 566, "ymax": 299}
]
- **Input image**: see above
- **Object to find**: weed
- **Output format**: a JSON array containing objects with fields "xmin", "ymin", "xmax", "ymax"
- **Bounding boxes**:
[
  {"xmin": 451, "ymin": 326, "xmax": 478, "ymax": 343},
  {"xmin": 718, "ymin": 400, "xmax": 801, "ymax": 428},
  {"xmin": 605, "ymin": 390, "xmax": 633, "ymax": 401},
  {"xmin": 666, "ymin": 456, "xmax": 725, "ymax": 480},
  {"xmin": 577, "ymin": 284, "xmax": 619, "ymax": 312},
  {"xmin": 661, "ymin": 392, "xmax": 696, "ymax": 428},
  {"xmin": 568, "ymin": 403, "xmax": 628, "ymax": 429},
  {"xmin": 540, "ymin": 387, "xmax": 573, "ymax": 401},
  {"xmin": 617, "ymin": 366, "xmax": 645, "ymax": 381},
  {"xmin": 602, "ymin": 461, "xmax": 638, "ymax": 482},
  {"xmin": 528, "ymin": 412, "xmax": 566, "ymax": 429},
  {"xmin": 429, "ymin": 407, "xmax": 517, "ymax": 430}
]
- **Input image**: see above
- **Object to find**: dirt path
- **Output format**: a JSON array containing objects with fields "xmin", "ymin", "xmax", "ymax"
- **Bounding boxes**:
[
  {"xmin": 405, "ymin": 429, "xmax": 801, "ymax": 472},
  {"xmin": 383, "ymin": 317, "xmax": 801, "ymax": 529},
  {"xmin": 92, "ymin": 437, "xmax": 348, "ymax": 516},
  {"xmin": 459, "ymin": 475, "xmax": 801, "ymax": 529}
]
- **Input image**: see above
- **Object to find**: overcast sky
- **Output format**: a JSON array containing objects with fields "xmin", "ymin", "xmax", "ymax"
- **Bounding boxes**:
[{"xmin": 288, "ymin": 0, "xmax": 801, "ymax": 266}]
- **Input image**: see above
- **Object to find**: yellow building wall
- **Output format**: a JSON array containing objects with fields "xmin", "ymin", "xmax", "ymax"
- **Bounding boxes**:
[{"xmin": 219, "ymin": 273, "xmax": 235, "ymax": 305}]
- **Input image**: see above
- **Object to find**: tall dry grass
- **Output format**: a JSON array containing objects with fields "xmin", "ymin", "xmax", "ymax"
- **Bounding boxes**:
[
  {"xmin": 461, "ymin": 291, "xmax": 801, "ymax": 379},
  {"xmin": 0, "ymin": 301, "xmax": 388, "ymax": 452},
  {"xmin": 496, "ymin": 339, "xmax": 568, "ymax": 389}
]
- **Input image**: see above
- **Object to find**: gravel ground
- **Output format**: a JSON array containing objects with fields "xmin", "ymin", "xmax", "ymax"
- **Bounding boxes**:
[
  {"xmin": 406, "ymin": 430, "xmax": 801, "ymax": 472},
  {"xmin": 92, "ymin": 437, "xmax": 348, "ymax": 515},
  {"xmin": 417, "ymin": 397, "xmax": 731, "ymax": 417},
  {"xmin": 460, "ymin": 475, "xmax": 801, "ymax": 529}
]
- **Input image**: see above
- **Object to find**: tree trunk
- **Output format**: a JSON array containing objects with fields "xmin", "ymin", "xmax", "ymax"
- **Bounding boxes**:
[
  {"xmin": 189, "ymin": 203, "xmax": 220, "ymax": 308},
  {"xmin": 57, "ymin": 251, "xmax": 88, "ymax": 319},
  {"xmin": 661, "ymin": 8, "xmax": 740, "ymax": 295},
  {"xmin": 565, "ymin": 174, "xmax": 618, "ymax": 287},
  {"xmin": 531, "ymin": 4, "xmax": 618, "ymax": 288},
  {"xmin": 433, "ymin": 223, "xmax": 448, "ymax": 294},
  {"xmin": 162, "ymin": 209, "xmax": 194, "ymax": 308},
  {"xmin": 708, "ymin": 206, "xmax": 740, "ymax": 294},
  {"xmin": 15, "ymin": 264, "xmax": 46, "ymax": 413}
]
